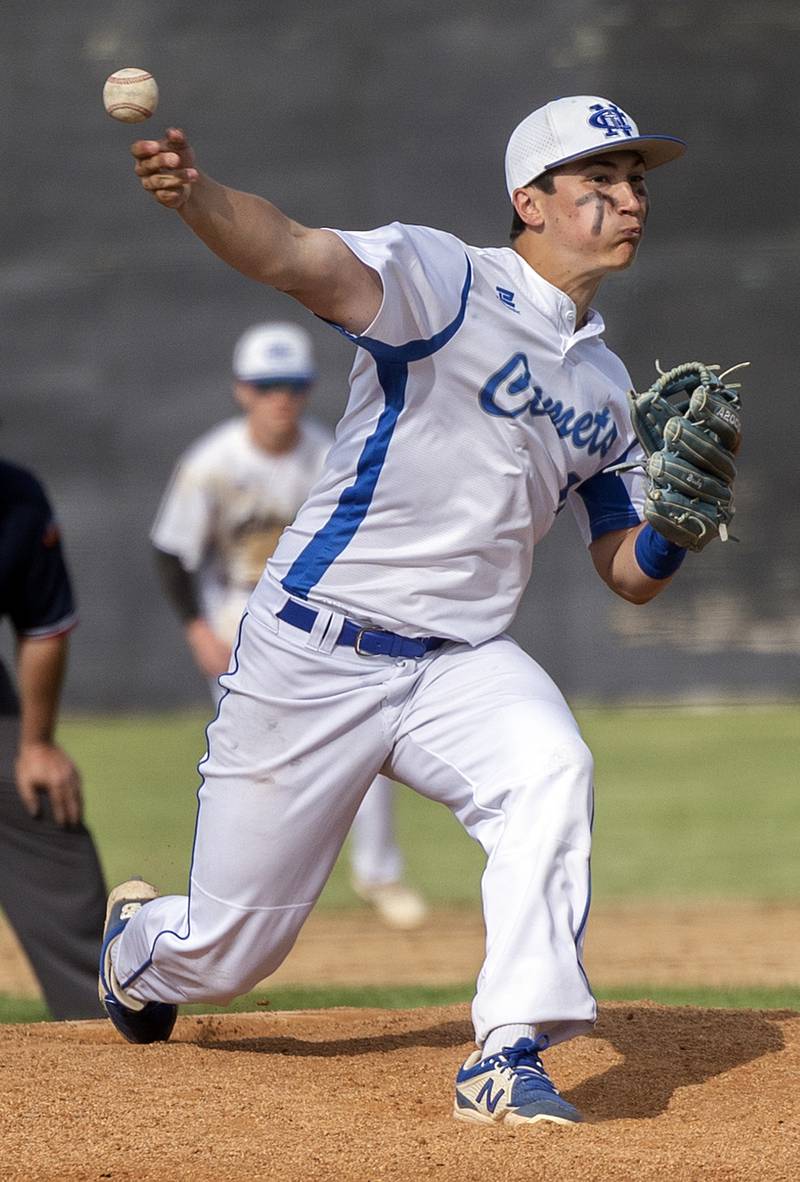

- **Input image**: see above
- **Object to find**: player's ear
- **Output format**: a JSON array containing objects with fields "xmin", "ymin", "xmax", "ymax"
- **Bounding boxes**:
[
  {"xmin": 512, "ymin": 186, "xmax": 546, "ymax": 232},
  {"xmin": 234, "ymin": 381, "xmax": 255, "ymax": 411}
]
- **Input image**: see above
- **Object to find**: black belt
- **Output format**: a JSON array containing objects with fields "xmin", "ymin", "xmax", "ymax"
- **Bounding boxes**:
[{"xmin": 276, "ymin": 599, "xmax": 446, "ymax": 659}]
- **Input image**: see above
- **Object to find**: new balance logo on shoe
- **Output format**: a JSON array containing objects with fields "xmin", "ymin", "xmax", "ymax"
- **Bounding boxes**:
[
  {"xmin": 453, "ymin": 1037, "xmax": 582, "ymax": 1127},
  {"xmin": 476, "ymin": 1079, "xmax": 505, "ymax": 1113}
]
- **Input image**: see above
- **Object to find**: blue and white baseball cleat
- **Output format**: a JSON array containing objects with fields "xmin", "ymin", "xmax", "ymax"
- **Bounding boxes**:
[
  {"xmin": 98, "ymin": 878, "xmax": 177, "ymax": 1045},
  {"xmin": 454, "ymin": 1036, "xmax": 582, "ymax": 1126}
]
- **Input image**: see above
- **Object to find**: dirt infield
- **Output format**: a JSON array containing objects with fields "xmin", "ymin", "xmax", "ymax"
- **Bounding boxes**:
[
  {"xmin": 2, "ymin": 1002, "xmax": 798, "ymax": 1181},
  {"xmin": 2, "ymin": 902, "xmax": 798, "ymax": 1179}
]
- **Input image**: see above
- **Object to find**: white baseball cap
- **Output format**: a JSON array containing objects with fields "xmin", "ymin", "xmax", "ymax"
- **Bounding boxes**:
[
  {"xmin": 232, "ymin": 322, "xmax": 316, "ymax": 386},
  {"xmin": 505, "ymin": 95, "xmax": 685, "ymax": 198}
]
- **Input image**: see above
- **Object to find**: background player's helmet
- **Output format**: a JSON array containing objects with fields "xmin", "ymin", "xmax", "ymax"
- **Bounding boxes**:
[
  {"xmin": 504, "ymin": 95, "xmax": 685, "ymax": 197},
  {"xmin": 233, "ymin": 322, "xmax": 317, "ymax": 388}
]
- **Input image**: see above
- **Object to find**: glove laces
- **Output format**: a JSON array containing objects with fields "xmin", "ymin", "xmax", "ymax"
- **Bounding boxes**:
[{"xmin": 653, "ymin": 359, "xmax": 750, "ymax": 390}]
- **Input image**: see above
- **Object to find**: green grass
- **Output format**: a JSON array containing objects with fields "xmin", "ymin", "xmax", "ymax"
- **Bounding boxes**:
[
  {"xmin": 3, "ymin": 984, "xmax": 798, "ymax": 1026},
  {"xmin": 596, "ymin": 985, "xmax": 800, "ymax": 1009},
  {"xmin": 0, "ymin": 997, "xmax": 52, "ymax": 1024},
  {"xmin": 57, "ymin": 704, "xmax": 800, "ymax": 906},
  {"xmin": 580, "ymin": 704, "xmax": 800, "ymax": 898}
]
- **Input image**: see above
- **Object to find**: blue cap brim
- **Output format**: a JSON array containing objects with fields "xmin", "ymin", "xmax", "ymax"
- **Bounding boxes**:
[{"xmin": 246, "ymin": 376, "xmax": 315, "ymax": 389}]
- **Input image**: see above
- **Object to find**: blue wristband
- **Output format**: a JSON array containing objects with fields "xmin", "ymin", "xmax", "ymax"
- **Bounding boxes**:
[{"xmin": 634, "ymin": 524, "xmax": 687, "ymax": 580}]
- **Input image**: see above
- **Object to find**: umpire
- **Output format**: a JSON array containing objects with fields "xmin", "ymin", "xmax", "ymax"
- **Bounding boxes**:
[{"xmin": 0, "ymin": 459, "xmax": 106, "ymax": 1019}]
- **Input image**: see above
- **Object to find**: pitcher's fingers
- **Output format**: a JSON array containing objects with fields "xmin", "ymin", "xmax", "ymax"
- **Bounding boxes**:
[
  {"xmin": 131, "ymin": 136, "xmax": 169, "ymax": 160},
  {"xmin": 134, "ymin": 153, "xmax": 178, "ymax": 176},
  {"xmin": 135, "ymin": 154, "xmax": 197, "ymax": 178},
  {"xmin": 164, "ymin": 127, "xmax": 188, "ymax": 148},
  {"xmin": 155, "ymin": 189, "xmax": 189, "ymax": 207},
  {"xmin": 141, "ymin": 172, "xmax": 195, "ymax": 191}
]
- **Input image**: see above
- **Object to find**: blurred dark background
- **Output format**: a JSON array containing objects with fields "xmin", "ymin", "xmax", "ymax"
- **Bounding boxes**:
[{"xmin": 2, "ymin": 0, "xmax": 798, "ymax": 709}]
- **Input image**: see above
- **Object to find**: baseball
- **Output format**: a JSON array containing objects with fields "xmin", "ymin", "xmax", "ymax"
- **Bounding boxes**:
[{"xmin": 102, "ymin": 67, "xmax": 159, "ymax": 123}]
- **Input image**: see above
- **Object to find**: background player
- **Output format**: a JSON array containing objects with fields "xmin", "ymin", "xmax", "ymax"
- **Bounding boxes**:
[
  {"xmin": 0, "ymin": 459, "xmax": 106, "ymax": 1019},
  {"xmin": 100, "ymin": 95, "xmax": 721, "ymax": 1125},
  {"xmin": 151, "ymin": 321, "xmax": 427, "ymax": 929}
]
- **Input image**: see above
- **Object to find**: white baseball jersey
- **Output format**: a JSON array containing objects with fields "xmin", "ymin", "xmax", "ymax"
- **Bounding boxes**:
[
  {"xmin": 264, "ymin": 222, "xmax": 646, "ymax": 644},
  {"xmin": 115, "ymin": 223, "xmax": 645, "ymax": 1052},
  {"xmin": 152, "ymin": 415, "xmax": 333, "ymax": 645}
]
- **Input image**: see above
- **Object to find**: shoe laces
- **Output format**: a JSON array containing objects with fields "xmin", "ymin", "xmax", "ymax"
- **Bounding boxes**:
[{"xmin": 493, "ymin": 1037, "xmax": 559, "ymax": 1097}]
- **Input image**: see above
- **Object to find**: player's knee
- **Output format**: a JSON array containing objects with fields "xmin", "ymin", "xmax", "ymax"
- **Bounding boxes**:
[
  {"xmin": 183, "ymin": 954, "xmax": 246, "ymax": 1005},
  {"xmin": 189, "ymin": 924, "xmax": 297, "ymax": 1003},
  {"xmin": 526, "ymin": 730, "xmax": 593, "ymax": 783},
  {"xmin": 557, "ymin": 735, "xmax": 594, "ymax": 797},
  {"xmin": 562, "ymin": 735, "xmax": 594, "ymax": 784},
  {"xmin": 531, "ymin": 733, "xmax": 594, "ymax": 812},
  {"xmin": 557, "ymin": 737, "xmax": 594, "ymax": 830},
  {"xmin": 194, "ymin": 955, "xmax": 278, "ymax": 1004},
  {"xmin": 202, "ymin": 980, "xmax": 239, "ymax": 1007}
]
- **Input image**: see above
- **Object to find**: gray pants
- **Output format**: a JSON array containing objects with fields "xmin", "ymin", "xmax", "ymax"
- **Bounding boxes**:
[{"xmin": 0, "ymin": 717, "xmax": 107, "ymax": 1020}]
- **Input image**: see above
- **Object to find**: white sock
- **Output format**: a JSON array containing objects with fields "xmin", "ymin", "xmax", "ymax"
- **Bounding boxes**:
[{"xmin": 481, "ymin": 1024, "xmax": 536, "ymax": 1060}]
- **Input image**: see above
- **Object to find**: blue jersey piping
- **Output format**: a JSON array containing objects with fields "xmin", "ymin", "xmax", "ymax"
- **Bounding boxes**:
[{"xmin": 282, "ymin": 256, "xmax": 472, "ymax": 598}]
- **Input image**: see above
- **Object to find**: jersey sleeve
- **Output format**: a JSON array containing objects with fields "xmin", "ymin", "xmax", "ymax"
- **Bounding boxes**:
[
  {"xmin": 327, "ymin": 222, "xmax": 472, "ymax": 349},
  {"xmin": 568, "ymin": 409, "xmax": 648, "ymax": 546},
  {"xmin": 150, "ymin": 456, "xmax": 215, "ymax": 571},
  {"xmin": 8, "ymin": 488, "xmax": 77, "ymax": 638}
]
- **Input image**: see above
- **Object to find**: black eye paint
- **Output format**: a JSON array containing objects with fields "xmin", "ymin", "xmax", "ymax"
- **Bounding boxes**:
[{"xmin": 575, "ymin": 191, "xmax": 618, "ymax": 235}]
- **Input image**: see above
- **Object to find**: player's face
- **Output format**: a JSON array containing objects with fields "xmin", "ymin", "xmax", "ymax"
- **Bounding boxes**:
[
  {"xmin": 236, "ymin": 381, "xmax": 309, "ymax": 434},
  {"xmin": 538, "ymin": 151, "xmax": 649, "ymax": 273},
  {"xmin": 258, "ymin": 384, "xmax": 308, "ymax": 418},
  {"xmin": 237, "ymin": 380, "xmax": 307, "ymax": 408}
]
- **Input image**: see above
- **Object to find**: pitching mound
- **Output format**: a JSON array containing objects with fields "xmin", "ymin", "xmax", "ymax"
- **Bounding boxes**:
[{"xmin": 2, "ymin": 1002, "xmax": 797, "ymax": 1181}]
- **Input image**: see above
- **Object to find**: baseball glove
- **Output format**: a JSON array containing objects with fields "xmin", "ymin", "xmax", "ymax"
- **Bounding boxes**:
[{"xmin": 627, "ymin": 361, "xmax": 746, "ymax": 552}]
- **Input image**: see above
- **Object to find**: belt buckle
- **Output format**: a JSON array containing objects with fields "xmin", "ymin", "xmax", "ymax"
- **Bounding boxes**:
[{"xmin": 353, "ymin": 628, "xmax": 372, "ymax": 656}]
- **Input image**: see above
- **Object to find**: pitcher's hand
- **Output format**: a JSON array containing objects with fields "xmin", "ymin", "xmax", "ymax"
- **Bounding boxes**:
[{"xmin": 131, "ymin": 127, "xmax": 199, "ymax": 209}]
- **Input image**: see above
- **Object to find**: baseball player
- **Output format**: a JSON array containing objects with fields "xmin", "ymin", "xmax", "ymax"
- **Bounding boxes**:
[
  {"xmin": 151, "ymin": 321, "xmax": 427, "ymax": 928},
  {"xmin": 99, "ymin": 95, "xmax": 736, "ymax": 1125},
  {"xmin": 0, "ymin": 459, "xmax": 107, "ymax": 1019}
]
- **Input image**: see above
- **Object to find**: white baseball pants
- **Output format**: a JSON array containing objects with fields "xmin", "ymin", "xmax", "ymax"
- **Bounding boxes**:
[
  {"xmin": 114, "ymin": 580, "xmax": 597, "ymax": 1046},
  {"xmin": 210, "ymin": 676, "xmax": 403, "ymax": 887}
]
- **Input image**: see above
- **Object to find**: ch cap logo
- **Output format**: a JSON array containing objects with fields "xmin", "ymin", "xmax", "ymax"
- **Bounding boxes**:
[{"xmin": 588, "ymin": 103, "xmax": 634, "ymax": 139}]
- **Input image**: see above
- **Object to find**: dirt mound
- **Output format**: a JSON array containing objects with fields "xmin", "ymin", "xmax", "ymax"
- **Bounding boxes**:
[{"xmin": 2, "ymin": 1002, "xmax": 797, "ymax": 1181}]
